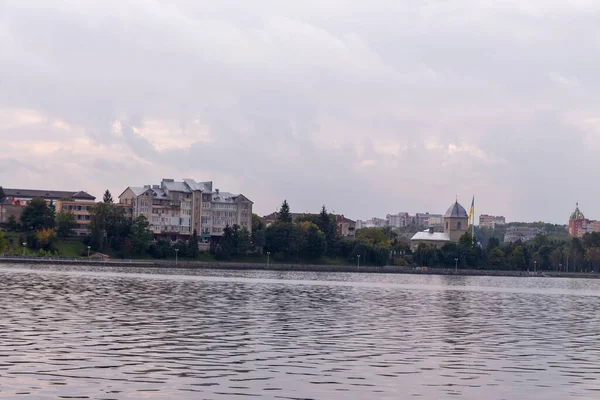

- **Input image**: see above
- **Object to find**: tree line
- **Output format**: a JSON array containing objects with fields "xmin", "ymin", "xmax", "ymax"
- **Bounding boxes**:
[{"xmin": 414, "ymin": 231, "xmax": 600, "ymax": 272}]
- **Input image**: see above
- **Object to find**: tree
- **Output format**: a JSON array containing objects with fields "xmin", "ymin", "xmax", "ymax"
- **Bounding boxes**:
[
  {"xmin": 35, "ymin": 228, "xmax": 57, "ymax": 251},
  {"xmin": 56, "ymin": 211, "xmax": 77, "ymax": 237},
  {"xmin": 301, "ymin": 223, "xmax": 327, "ymax": 260},
  {"xmin": 7, "ymin": 215, "xmax": 19, "ymax": 232},
  {"xmin": 510, "ymin": 246, "xmax": 526, "ymax": 270},
  {"xmin": 0, "ymin": 186, "xmax": 5, "ymax": 203},
  {"xmin": 103, "ymin": 190, "xmax": 114, "ymax": 204},
  {"xmin": 130, "ymin": 215, "xmax": 153, "ymax": 254},
  {"xmin": 252, "ymin": 214, "xmax": 265, "ymax": 232},
  {"xmin": 489, "ymin": 248, "xmax": 506, "ymax": 268},
  {"xmin": 89, "ymin": 203, "xmax": 131, "ymax": 251},
  {"xmin": 231, "ymin": 225, "xmax": 251, "ymax": 256},
  {"xmin": 0, "ymin": 230, "xmax": 6, "ymax": 254},
  {"xmin": 277, "ymin": 200, "xmax": 292, "ymax": 223},
  {"xmin": 214, "ymin": 225, "xmax": 234, "ymax": 260},
  {"xmin": 187, "ymin": 229, "xmax": 200, "ymax": 258},
  {"xmin": 20, "ymin": 197, "xmax": 55, "ymax": 232}
]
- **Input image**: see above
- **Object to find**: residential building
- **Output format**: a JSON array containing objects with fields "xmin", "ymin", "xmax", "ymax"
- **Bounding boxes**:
[
  {"xmin": 387, "ymin": 213, "xmax": 410, "ymax": 228},
  {"xmin": 3, "ymin": 188, "xmax": 95, "ymax": 206},
  {"xmin": 55, "ymin": 200, "xmax": 95, "ymax": 236},
  {"xmin": 0, "ymin": 201, "xmax": 24, "ymax": 224},
  {"xmin": 568, "ymin": 203, "xmax": 600, "ymax": 238},
  {"xmin": 335, "ymin": 215, "xmax": 356, "ymax": 238},
  {"xmin": 411, "ymin": 200, "xmax": 469, "ymax": 249},
  {"xmin": 119, "ymin": 179, "xmax": 252, "ymax": 243},
  {"xmin": 479, "ymin": 214, "xmax": 506, "ymax": 229},
  {"xmin": 504, "ymin": 226, "xmax": 543, "ymax": 243},
  {"xmin": 0, "ymin": 187, "xmax": 96, "ymax": 227},
  {"xmin": 415, "ymin": 212, "xmax": 443, "ymax": 227},
  {"xmin": 55, "ymin": 200, "xmax": 133, "ymax": 236}
]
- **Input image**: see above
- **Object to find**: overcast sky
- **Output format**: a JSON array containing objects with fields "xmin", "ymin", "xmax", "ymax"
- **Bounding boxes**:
[{"xmin": 1, "ymin": 0, "xmax": 599, "ymax": 223}]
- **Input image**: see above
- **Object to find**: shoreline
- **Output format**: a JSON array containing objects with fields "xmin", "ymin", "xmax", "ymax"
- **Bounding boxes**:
[{"xmin": 0, "ymin": 257, "xmax": 598, "ymax": 279}]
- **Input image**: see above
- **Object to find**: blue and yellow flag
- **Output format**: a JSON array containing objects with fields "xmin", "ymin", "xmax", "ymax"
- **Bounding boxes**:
[{"xmin": 468, "ymin": 196, "xmax": 475, "ymax": 227}]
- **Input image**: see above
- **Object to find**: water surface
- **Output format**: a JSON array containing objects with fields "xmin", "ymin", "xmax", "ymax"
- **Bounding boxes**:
[{"xmin": 0, "ymin": 263, "xmax": 599, "ymax": 399}]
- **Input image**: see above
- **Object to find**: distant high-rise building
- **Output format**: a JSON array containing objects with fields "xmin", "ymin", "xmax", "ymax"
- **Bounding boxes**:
[{"xmin": 479, "ymin": 214, "xmax": 506, "ymax": 229}]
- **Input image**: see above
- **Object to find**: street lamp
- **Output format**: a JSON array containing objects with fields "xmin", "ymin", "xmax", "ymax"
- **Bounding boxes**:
[
  {"xmin": 455, "ymin": 257, "xmax": 458, "ymax": 273},
  {"xmin": 559, "ymin": 263, "xmax": 563, "ymax": 272},
  {"xmin": 87, "ymin": 246, "xmax": 91, "ymax": 259},
  {"xmin": 534, "ymin": 261, "xmax": 537, "ymax": 274},
  {"xmin": 357, "ymin": 254, "xmax": 361, "ymax": 268},
  {"xmin": 175, "ymin": 248, "xmax": 179, "ymax": 266},
  {"xmin": 267, "ymin": 251, "xmax": 271, "ymax": 267},
  {"xmin": 22, "ymin": 242, "xmax": 26, "ymax": 257}
]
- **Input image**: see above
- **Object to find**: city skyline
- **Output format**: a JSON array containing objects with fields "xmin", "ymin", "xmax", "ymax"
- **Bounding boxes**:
[{"xmin": 2, "ymin": 1, "xmax": 600, "ymax": 223}]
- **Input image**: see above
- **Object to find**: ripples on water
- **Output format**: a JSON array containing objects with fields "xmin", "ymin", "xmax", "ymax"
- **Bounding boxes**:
[{"xmin": 0, "ymin": 264, "xmax": 599, "ymax": 399}]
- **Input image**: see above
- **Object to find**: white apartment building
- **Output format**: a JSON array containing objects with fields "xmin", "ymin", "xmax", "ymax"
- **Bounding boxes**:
[{"xmin": 119, "ymin": 179, "xmax": 252, "ymax": 243}]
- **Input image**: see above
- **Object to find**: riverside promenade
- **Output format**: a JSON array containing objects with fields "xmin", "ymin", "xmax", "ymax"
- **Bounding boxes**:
[{"xmin": 0, "ymin": 256, "xmax": 597, "ymax": 279}]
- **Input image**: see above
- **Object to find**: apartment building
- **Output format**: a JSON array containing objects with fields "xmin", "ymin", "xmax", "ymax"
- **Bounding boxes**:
[
  {"xmin": 119, "ymin": 179, "xmax": 252, "ymax": 243},
  {"xmin": 55, "ymin": 201, "xmax": 133, "ymax": 236},
  {"xmin": 0, "ymin": 188, "xmax": 96, "ymax": 227},
  {"xmin": 479, "ymin": 214, "xmax": 506, "ymax": 229},
  {"xmin": 3, "ymin": 188, "xmax": 95, "ymax": 206},
  {"xmin": 387, "ymin": 213, "xmax": 410, "ymax": 228}
]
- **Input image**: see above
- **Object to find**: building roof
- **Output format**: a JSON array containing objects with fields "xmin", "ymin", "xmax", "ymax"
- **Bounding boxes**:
[
  {"xmin": 444, "ymin": 201, "xmax": 468, "ymax": 218},
  {"xmin": 411, "ymin": 230, "xmax": 451, "ymax": 242},
  {"xmin": 162, "ymin": 180, "xmax": 191, "ymax": 193},
  {"xmin": 3, "ymin": 188, "xmax": 95, "ymax": 201},
  {"xmin": 183, "ymin": 179, "xmax": 212, "ymax": 192},
  {"xmin": 570, "ymin": 203, "xmax": 585, "ymax": 221}
]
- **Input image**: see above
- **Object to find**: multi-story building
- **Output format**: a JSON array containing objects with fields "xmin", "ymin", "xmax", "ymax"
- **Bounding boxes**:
[
  {"xmin": 119, "ymin": 179, "xmax": 252, "ymax": 243},
  {"xmin": 504, "ymin": 226, "xmax": 543, "ymax": 243},
  {"xmin": 335, "ymin": 215, "xmax": 356, "ymax": 238},
  {"xmin": 479, "ymin": 214, "xmax": 506, "ymax": 229},
  {"xmin": 2, "ymin": 188, "xmax": 95, "ymax": 206},
  {"xmin": 569, "ymin": 203, "xmax": 600, "ymax": 238},
  {"xmin": 1, "ymin": 188, "xmax": 96, "ymax": 226},
  {"xmin": 415, "ymin": 212, "xmax": 443, "ymax": 227},
  {"xmin": 54, "ymin": 200, "xmax": 132, "ymax": 236},
  {"xmin": 387, "ymin": 213, "xmax": 410, "ymax": 228}
]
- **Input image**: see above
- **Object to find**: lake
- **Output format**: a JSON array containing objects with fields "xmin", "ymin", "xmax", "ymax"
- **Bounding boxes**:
[{"xmin": 0, "ymin": 263, "xmax": 599, "ymax": 399}]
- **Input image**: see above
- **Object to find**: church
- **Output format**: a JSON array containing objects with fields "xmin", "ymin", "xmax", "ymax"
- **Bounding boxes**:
[{"xmin": 410, "ymin": 200, "xmax": 469, "ymax": 249}]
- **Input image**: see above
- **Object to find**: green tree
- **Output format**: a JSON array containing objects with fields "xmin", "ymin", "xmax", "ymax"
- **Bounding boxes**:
[
  {"xmin": 301, "ymin": 223, "xmax": 327, "ymax": 260},
  {"xmin": 252, "ymin": 214, "xmax": 265, "ymax": 232},
  {"xmin": 130, "ymin": 215, "xmax": 153, "ymax": 254},
  {"xmin": 89, "ymin": 203, "xmax": 130, "ymax": 251},
  {"xmin": 56, "ymin": 211, "xmax": 77, "ymax": 237},
  {"xmin": 510, "ymin": 246, "xmax": 526, "ymax": 270},
  {"xmin": 103, "ymin": 190, "xmax": 114, "ymax": 204},
  {"xmin": 20, "ymin": 197, "xmax": 55, "ymax": 232},
  {"xmin": 0, "ymin": 186, "xmax": 5, "ymax": 203},
  {"xmin": 231, "ymin": 224, "xmax": 251, "ymax": 256},
  {"xmin": 214, "ymin": 225, "xmax": 234, "ymax": 260},
  {"xmin": 489, "ymin": 248, "xmax": 506, "ymax": 268},
  {"xmin": 187, "ymin": 229, "xmax": 200, "ymax": 258},
  {"xmin": 35, "ymin": 228, "xmax": 57, "ymax": 251},
  {"xmin": 277, "ymin": 200, "xmax": 292, "ymax": 223},
  {"xmin": 0, "ymin": 230, "xmax": 6, "ymax": 253},
  {"xmin": 414, "ymin": 243, "xmax": 440, "ymax": 267},
  {"xmin": 7, "ymin": 215, "xmax": 19, "ymax": 232}
]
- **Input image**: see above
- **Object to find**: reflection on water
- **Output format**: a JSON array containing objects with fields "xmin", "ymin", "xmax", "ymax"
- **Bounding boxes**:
[{"xmin": 0, "ymin": 264, "xmax": 599, "ymax": 399}]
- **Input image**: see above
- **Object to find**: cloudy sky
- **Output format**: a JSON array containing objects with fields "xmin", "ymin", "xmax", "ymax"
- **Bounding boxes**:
[{"xmin": 1, "ymin": 0, "xmax": 599, "ymax": 223}]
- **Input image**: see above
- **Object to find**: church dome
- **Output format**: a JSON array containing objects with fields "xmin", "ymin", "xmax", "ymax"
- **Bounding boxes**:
[
  {"xmin": 444, "ymin": 201, "xmax": 468, "ymax": 218},
  {"xmin": 570, "ymin": 203, "xmax": 585, "ymax": 220}
]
